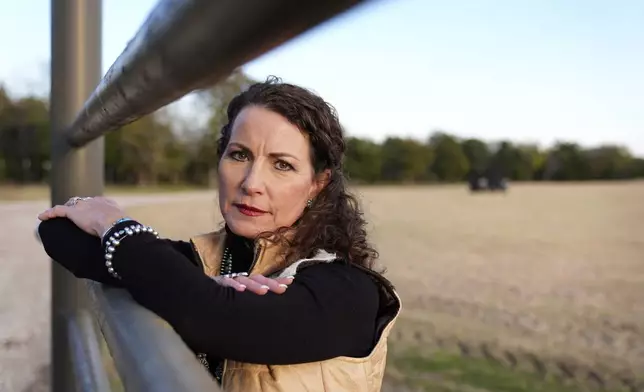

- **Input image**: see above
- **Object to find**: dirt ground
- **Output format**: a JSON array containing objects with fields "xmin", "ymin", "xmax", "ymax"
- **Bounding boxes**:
[{"xmin": 2, "ymin": 182, "xmax": 643, "ymax": 390}]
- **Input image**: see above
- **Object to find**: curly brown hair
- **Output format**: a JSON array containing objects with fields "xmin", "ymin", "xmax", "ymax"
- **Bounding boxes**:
[{"xmin": 217, "ymin": 76, "xmax": 379, "ymax": 271}]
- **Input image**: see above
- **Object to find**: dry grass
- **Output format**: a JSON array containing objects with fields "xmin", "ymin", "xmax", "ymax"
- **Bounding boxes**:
[
  {"xmin": 0, "ymin": 185, "xmax": 50, "ymax": 201},
  {"xmin": 121, "ymin": 182, "xmax": 644, "ymax": 387},
  {"xmin": 363, "ymin": 183, "xmax": 644, "ymax": 374}
]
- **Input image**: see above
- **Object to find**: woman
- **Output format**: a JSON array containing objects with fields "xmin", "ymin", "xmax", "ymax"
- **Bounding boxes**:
[{"xmin": 38, "ymin": 77, "xmax": 401, "ymax": 392}]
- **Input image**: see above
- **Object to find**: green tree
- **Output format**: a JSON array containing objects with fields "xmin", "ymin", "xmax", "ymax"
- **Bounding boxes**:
[
  {"xmin": 545, "ymin": 142, "xmax": 592, "ymax": 181},
  {"xmin": 428, "ymin": 131, "xmax": 469, "ymax": 182},
  {"xmin": 380, "ymin": 137, "xmax": 432, "ymax": 183},
  {"xmin": 522, "ymin": 144, "xmax": 548, "ymax": 180},
  {"xmin": 344, "ymin": 137, "xmax": 382, "ymax": 184},
  {"xmin": 160, "ymin": 138, "xmax": 190, "ymax": 185},
  {"xmin": 0, "ymin": 93, "xmax": 50, "ymax": 183},
  {"xmin": 627, "ymin": 158, "xmax": 644, "ymax": 178},
  {"xmin": 461, "ymin": 138, "xmax": 491, "ymax": 172},
  {"xmin": 105, "ymin": 114, "xmax": 177, "ymax": 185},
  {"xmin": 585, "ymin": 145, "xmax": 633, "ymax": 180}
]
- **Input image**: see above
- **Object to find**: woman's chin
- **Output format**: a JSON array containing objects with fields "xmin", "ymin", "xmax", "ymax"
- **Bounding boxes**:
[{"xmin": 226, "ymin": 219, "xmax": 266, "ymax": 239}]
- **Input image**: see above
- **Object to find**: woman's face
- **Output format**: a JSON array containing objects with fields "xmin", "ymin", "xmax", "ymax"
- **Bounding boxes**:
[{"xmin": 218, "ymin": 105, "xmax": 327, "ymax": 238}]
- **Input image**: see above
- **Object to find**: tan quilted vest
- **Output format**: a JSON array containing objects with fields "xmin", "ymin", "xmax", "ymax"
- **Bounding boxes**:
[{"xmin": 189, "ymin": 228, "xmax": 402, "ymax": 392}]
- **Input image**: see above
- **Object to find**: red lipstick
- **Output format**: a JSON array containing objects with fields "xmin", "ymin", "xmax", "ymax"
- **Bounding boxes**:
[{"xmin": 234, "ymin": 203, "xmax": 267, "ymax": 217}]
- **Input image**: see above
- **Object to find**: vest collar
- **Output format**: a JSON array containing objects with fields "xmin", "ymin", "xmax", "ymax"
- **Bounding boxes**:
[{"xmin": 190, "ymin": 227, "xmax": 289, "ymax": 277}]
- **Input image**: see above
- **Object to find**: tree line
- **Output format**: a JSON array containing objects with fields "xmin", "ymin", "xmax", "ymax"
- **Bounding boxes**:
[{"xmin": 1, "ymin": 70, "xmax": 643, "ymax": 186}]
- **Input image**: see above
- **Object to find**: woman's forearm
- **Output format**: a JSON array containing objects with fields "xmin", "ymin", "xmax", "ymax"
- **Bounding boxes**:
[
  {"xmin": 38, "ymin": 218, "xmax": 199, "ymax": 286},
  {"xmin": 39, "ymin": 217, "xmax": 125, "ymax": 286}
]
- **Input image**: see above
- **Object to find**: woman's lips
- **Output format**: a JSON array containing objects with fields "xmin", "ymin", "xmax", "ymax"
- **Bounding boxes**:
[{"xmin": 234, "ymin": 203, "xmax": 267, "ymax": 217}]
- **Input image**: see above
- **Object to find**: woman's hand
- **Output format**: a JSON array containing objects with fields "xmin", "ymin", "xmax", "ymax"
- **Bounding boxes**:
[
  {"xmin": 38, "ymin": 196, "xmax": 127, "ymax": 238},
  {"xmin": 213, "ymin": 273, "xmax": 294, "ymax": 295}
]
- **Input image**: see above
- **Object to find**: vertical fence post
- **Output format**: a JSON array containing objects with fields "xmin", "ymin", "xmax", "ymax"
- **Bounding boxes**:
[{"xmin": 50, "ymin": 0, "xmax": 103, "ymax": 390}]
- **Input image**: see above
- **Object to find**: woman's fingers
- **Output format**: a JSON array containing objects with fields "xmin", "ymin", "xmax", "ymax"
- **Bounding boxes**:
[
  {"xmin": 234, "ymin": 276, "xmax": 272, "ymax": 295},
  {"xmin": 213, "ymin": 273, "xmax": 295, "ymax": 295},
  {"xmin": 236, "ymin": 274, "xmax": 292, "ymax": 295},
  {"xmin": 274, "ymin": 276, "xmax": 295, "ymax": 286},
  {"xmin": 248, "ymin": 274, "xmax": 287, "ymax": 294},
  {"xmin": 38, "ymin": 205, "xmax": 70, "ymax": 221},
  {"xmin": 38, "ymin": 208, "xmax": 53, "ymax": 220},
  {"xmin": 212, "ymin": 276, "xmax": 247, "ymax": 292},
  {"xmin": 37, "ymin": 197, "xmax": 128, "ymax": 237},
  {"xmin": 250, "ymin": 274, "xmax": 294, "ymax": 290},
  {"xmin": 223, "ymin": 277, "xmax": 247, "ymax": 292},
  {"xmin": 37, "ymin": 209, "xmax": 50, "ymax": 220}
]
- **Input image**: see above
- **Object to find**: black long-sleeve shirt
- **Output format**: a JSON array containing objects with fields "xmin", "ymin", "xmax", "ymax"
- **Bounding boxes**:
[{"xmin": 38, "ymin": 218, "xmax": 380, "ymax": 365}]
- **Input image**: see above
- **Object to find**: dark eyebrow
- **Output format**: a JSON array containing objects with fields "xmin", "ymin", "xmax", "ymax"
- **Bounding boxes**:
[
  {"xmin": 270, "ymin": 152, "xmax": 300, "ymax": 161},
  {"xmin": 228, "ymin": 142, "xmax": 300, "ymax": 161},
  {"xmin": 228, "ymin": 142, "xmax": 249, "ymax": 151}
]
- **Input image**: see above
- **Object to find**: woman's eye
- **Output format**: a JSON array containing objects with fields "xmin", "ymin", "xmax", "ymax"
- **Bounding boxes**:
[
  {"xmin": 275, "ymin": 160, "xmax": 293, "ymax": 171},
  {"xmin": 229, "ymin": 150, "xmax": 248, "ymax": 161}
]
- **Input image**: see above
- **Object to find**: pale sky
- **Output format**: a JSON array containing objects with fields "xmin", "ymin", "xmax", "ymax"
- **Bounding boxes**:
[{"xmin": 1, "ymin": 0, "xmax": 643, "ymax": 155}]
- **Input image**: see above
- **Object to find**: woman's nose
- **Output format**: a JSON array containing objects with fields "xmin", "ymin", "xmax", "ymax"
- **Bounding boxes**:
[{"xmin": 241, "ymin": 164, "xmax": 265, "ymax": 195}]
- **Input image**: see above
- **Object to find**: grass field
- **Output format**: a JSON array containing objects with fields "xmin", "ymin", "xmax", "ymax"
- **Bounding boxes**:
[{"xmin": 8, "ymin": 181, "xmax": 644, "ymax": 391}]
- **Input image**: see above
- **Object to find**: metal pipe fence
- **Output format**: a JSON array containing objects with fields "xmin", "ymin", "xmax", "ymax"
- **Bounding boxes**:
[{"xmin": 50, "ymin": 0, "xmax": 371, "ymax": 390}]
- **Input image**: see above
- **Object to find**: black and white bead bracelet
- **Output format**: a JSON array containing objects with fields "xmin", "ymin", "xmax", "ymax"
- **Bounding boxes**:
[{"xmin": 104, "ymin": 223, "xmax": 159, "ymax": 279}]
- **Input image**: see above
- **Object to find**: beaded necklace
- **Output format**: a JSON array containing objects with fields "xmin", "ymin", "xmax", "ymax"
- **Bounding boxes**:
[
  {"xmin": 197, "ymin": 246, "xmax": 233, "ymax": 384},
  {"xmin": 220, "ymin": 246, "xmax": 234, "ymax": 276}
]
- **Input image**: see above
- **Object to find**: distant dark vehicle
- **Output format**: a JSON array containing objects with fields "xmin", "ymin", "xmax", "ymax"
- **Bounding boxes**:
[{"xmin": 468, "ymin": 169, "xmax": 508, "ymax": 192}]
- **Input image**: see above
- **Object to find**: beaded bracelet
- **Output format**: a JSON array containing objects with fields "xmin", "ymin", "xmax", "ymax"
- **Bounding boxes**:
[
  {"xmin": 104, "ymin": 223, "xmax": 159, "ymax": 279},
  {"xmin": 101, "ymin": 217, "xmax": 134, "ymax": 246}
]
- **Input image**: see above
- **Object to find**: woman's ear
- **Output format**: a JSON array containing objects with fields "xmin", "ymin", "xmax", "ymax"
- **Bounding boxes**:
[{"xmin": 309, "ymin": 169, "xmax": 331, "ymax": 199}]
